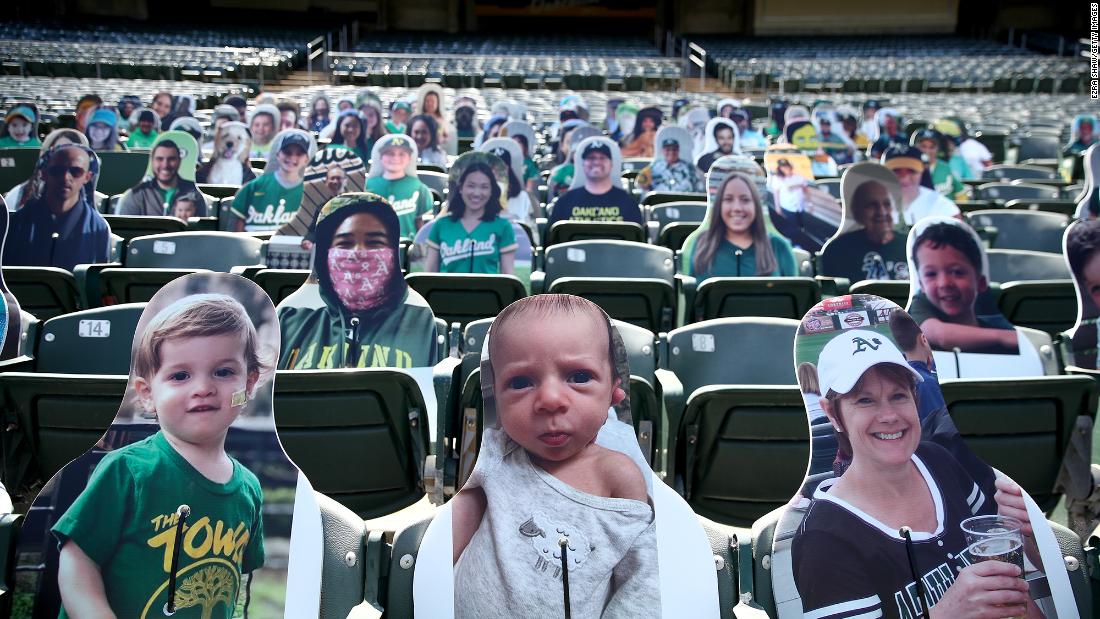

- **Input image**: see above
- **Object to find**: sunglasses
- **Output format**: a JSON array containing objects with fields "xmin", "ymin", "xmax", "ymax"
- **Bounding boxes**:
[{"xmin": 46, "ymin": 166, "xmax": 88, "ymax": 178}]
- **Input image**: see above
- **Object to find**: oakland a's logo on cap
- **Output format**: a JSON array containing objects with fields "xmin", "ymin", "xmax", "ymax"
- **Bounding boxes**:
[
  {"xmin": 489, "ymin": 147, "xmax": 507, "ymax": 158},
  {"xmin": 852, "ymin": 336, "xmax": 882, "ymax": 354},
  {"xmin": 390, "ymin": 136, "xmax": 407, "ymax": 148}
]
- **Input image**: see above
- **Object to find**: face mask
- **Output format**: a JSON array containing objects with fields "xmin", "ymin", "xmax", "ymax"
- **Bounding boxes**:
[{"xmin": 327, "ymin": 246, "xmax": 395, "ymax": 311}]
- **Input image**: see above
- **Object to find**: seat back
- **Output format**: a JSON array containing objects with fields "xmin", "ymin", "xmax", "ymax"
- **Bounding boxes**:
[
  {"xmin": 543, "ymin": 240, "xmax": 674, "ymax": 284},
  {"xmin": 0, "ymin": 148, "xmax": 41, "ymax": 194},
  {"xmin": 940, "ymin": 374, "xmax": 1096, "ymax": 511},
  {"xmin": 649, "ymin": 202, "xmax": 709, "ymax": 231},
  {"xmin": 2, "ymin": 267, "xmax": 80, "ymax": 320},
  {"xmin": 0, "ymin": 373, "xmax": 127, "ymax": 492},
  {"xmin": 35, "ymin": 304, "xmax": 145, "ymax": 374},
  {"xmin": 95, "ymin": 151, "xmax": 151, "ymax": 195},
  {"xmin": 693, "ymin": 277, "xmax": 821, "ymax": 322},
  {"xmin": 545, "ymin": 221, "xmax": 646, "ymax": 246},
  {"xmin": 849, "ymin": 279, "xmax": 911, "ymax": 308},
  {"xmin": 967, "ymin": 209, "xmax": 1067, "ymax": 253},
  {"xmin": 100, "ymin": 268, "xmax": 209, "ymax": 304},
  {"xmin": 252, "ymin": 269, "xmax": 310, "ymax": 306},
  {"xmin": 125, "ymin": 232, "xmax": 263, "ymax": 270},
  {"xmin": 101, "ymin": 214, "xmax": 187, "ymax": 241},
  {"xmin": 273, "ymin": 369, "xmax": 430, "ymax": 518},
  {"xmin": 665, "ymin": 317, "xmax": 799, "ymax": 398},
  {"xmin": 986, "ymin": 248, "xmax": 1071, "ymax": 282},
  {"xmin": 996, "ymin": 280, "xmax": 1077, "ymax": 335},
  {"xmin": 640, "ymin": 191, "xmax": 706, "ymax": 206},
  {"xmin": 1015, "ymin": 135, "xmax": 1061, "ymax": 162},
  {"xmin": 982, "ymin": 164, "xmax": 1057, "ymax": 181},
  {"xmin": 405, "ymin": 273, "xmax": 526, "ymax": 327},
  {"xmin": 977, "ymin": 182, "xmax": 1062, "ymax": 203},
  {"xmin": 676, "ymin": 386, "xmax": 808, "ymax": 526}
]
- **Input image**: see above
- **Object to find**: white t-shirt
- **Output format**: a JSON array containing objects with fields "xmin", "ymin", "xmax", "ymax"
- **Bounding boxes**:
[
  {"xmin": 958, "ymin": 139, "xmax": 992, "ymax": 179},
  {"xmin": 767, "ymin": 174, "xmax": 808, "ymax": 213},
  {"xmin": 899, "ymin": 186, "xmax": 961, "ymax": 226}
]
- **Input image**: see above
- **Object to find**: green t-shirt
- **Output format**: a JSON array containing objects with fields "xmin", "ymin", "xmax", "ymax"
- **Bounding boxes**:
[
  {"xmin": 929, "ymin": 160, "xmax": 964, "ymax": 198},
  {"xmin": 230, "ymin": 173, "xmax": 305, "ymax": 231},
  {"xmin": 0, "ymin": 135, "xmax": 40, "ymax": 148},
  {"xmin": 427, "ymin": 216, "xmax": 518, "ymax": 274},
  {"xmin": 127, "ymin": 129, "xmax": 159, "ymax": 150},
  {"xmin": 52, "ymin": 431, "xmax": 265, "ymax": 619},
  {"xmin": 365, "ymin": 175, "xmax": 434, "ymax": 239},
  {"xmin": 326, "ymin": 142, "xmax": 370, "ymax": 164},
  {"xmin": 687, "ymin": 234, "xmax": 798, "ymax": 281},
  {"xmin": 523, "ymin": 158, "xmax": 539, "ymax": 182},
  {"xmin": 549, "ymin": 163, "xmax": 574, "ymax": 191}
]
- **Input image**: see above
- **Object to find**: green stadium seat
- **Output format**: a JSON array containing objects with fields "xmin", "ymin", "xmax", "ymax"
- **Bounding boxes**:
[
  {"xmin": 1003, "ymin": 199, "xmax": 1078, "ymax": 216},
  {"xmin": 101, "ymin": 215, "xmax": 187, "ymax": 241},
  {"xmin": 939, "ymin": 375, "xmax": 1097, "ymax": 511},
  {"xmin": 982, "ymin": 164, "xmax": 1057, "ymax": 182},
  {"xmin": 33, "ymin": 304, "xmax": 144, "ymax": 374},
  {"xmin": 658, "ymin": 222, "xmax": 700, "ymax": 252},
  {"xmin": 659, "ymin": 317, "xmax": 799, "ymax": 480},
  {"xmin": 251, "ymin": 269, "xmax": 310, "ymax": 306},
  {"xmin": 195, "ymin": 183, "xmax": 242, "ymax": 199},
  {"xmin": 0, "ymin": 373, "xmax": 127, "ymax": 492},
  {"xmin": 534, "ymin": 240, "xmax": 678, "ymax": 333},
  {"xmin": 2, "ymin": 266, "xmax": 81, "ymax": 320},
  {"xmin": 986, "ymin": 249, "xmax": 1070, "ymax": 283},
  {"xmin": 544, "ymin": 221, "xmax": 646, "ymax": 246},
  {"xmin": 995, "ymin": 280, "xmax": 1077, "ymax": 335},
  {"xmin": 101, "ymin": 267, "xmax": 208, "ymax": 304},
  {"xmin": 691, "ymin": 277, "xmax": 821, "ymax": 322},
  {"xmin": 673, "ymin": 385, "xmax": 808, "ymax": 526},
  {"xmin": 848, "ymin": 279, "xmax": 911, "ymax": 308},
  {"xmin": 405, "ymin": 273, "xmax": 526, "ymax": 327},
  {"xmin": 273, "ymin": 369, "xmax": 430, "ymax": 518},
  {"xmin": 641, "ymin": 192, "xmax": 707, "ymax": 207},
  {"xmin": 91, "ymin": 232, "xmax": 263, "ymax": 303},
  {"xmin": 0, "ymin": 148, "xmax": 40, "ymax": 194},
  {"xmin": 95, "ymin": 151, "xmax": 150, "ymax": 196},
  {"xmin": 966, "ymin": 209, "xmax": 1067, "ymax": 253}
]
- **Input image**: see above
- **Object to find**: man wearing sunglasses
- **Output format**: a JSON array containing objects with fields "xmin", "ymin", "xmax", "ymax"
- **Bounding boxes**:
[{"xmin": 4, "ymin": 144, "xmax": 111, "ymax": 271}]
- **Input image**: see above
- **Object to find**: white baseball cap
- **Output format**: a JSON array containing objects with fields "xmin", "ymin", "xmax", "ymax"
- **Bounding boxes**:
[{"xmin": 817, "ymin": 329, "xmax": 923, "ymax": 396}]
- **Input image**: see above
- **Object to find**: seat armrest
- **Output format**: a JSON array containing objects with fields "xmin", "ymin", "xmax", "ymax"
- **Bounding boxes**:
[
  {"xmin": 814, "ymin": 275, "xmax": 850, "ymax": 298},
  {"xmin": 655, "ymin": 368, "xmax": 685, "ymax": 477},
  {"xmin": 73, "ymin": 262, "xmax": 121, "ymax": 308}
]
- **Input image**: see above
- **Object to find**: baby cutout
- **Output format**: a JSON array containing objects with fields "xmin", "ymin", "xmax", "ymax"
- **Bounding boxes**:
[
  {"xmin": 13, "ymin": 272, "xmax": 323, "ymax": 618},
  {"xmin": 451, "ymin": 295, "xmax": 658, "ymax": 617},
  {"xmin": 905, "ymin": 216, "xmax": 1043, "ymax": 376},
  {"xmin": 769, "ymin": 293, "xmax": 1077, "ymax": 619}
]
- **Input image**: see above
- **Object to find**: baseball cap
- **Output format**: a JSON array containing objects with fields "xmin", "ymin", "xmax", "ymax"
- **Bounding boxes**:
[
  {"xmin": 581, "ymin": 141, "xmax": 612, "ymax": 159},
  {"xmin": 863, "ymin": 100, "xmax": 881, "ymax": 111},
  {"xmin": 391, "ymin": 101, "xmax": 412, "ymax": 113},
  {"xmin": 661, "ymin": 137, "xmax": 679, "ymax": 148},
  {"xmin": 280, "ymin": 132, "xmax": 310, "ymax": 153},
  {"xmin": 817, "ymin": 329, "xmax": 922, "ymax": 396},
  {"xmin": 382, "ymin": 135, "xmax": 414, "ymax": 152},
  {"xmin": 5, "ymin": 105, "xmax": 36, "ymax": 125},
  {"xmin": 729, "ymin": 109, "xmax": 749, "ymax": 122},
  {"xmin": 488, "ymin": 146, "xmax": 512, "ymax": 164},
  {"xmin": 910, "ymin": 129, "xmax": 941, "ymax": 146},
  {"xmin": 138, "ymin": 109, "xmax": 157, "ymax": 124},
  {"xmin": 89, "ymin": 109, "xmax": 117, "ymax": 128},
  {"xmin": 882, "ymin": 146, "xmax": 924, "ymax": 173}
]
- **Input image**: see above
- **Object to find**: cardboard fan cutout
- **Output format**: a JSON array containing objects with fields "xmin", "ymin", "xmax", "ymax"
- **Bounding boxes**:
[
  {"xmin": 769, "ymin": 294, "xmax": 1079, "ymax": 619},
  {"xmin": 784, "ymin": 119, "xmax": 839, "ymax": 178},
  {"xmin": 0, "ymin": 195, "xmax": 21, "ymax": 361},
  {"xmin": 679, "ymin": 154, "xmax": 797, "ymax": 279},
  {"xmin": 12, "ymin": 272, "xmax": 323, "ymax": 618},
  {"xmin": 119, "ymin": 130, "xmax": 208, "ymax": 218},
  {"xmin": 412, "ymin": 295, "xmax": 721, "ymax": 618},
  {"xmin": 269, "ymin": 148, "xmax": 368, "ymax": 269},
  {"xmin": 410, "ymin": 151, "xmax": 533, "ymax": 287},
  {"xmin": 2, "ymin": 143, "xmax": 113, "ymax": 272},
  {"xmin": 903, "ymin": 216, "xmax": 1043, "ymax": 377},
  {"xmin": 764, "ymin": 147, "xmax": 838, "ymax": 251},
  {"xmin": 818, "ymin": 162, "xmax": 909, "ymax": 284},
  {"xmin": 634, "ymin": 125, "xmax": 704, "ymax": 194},
  {"xmin": 1073, "ymin": 144, "xmax": 1099, "ymax": 220},
  {"xmin": 1064, "ymin": 217, "xmax": 1100, "ymax": 368}
]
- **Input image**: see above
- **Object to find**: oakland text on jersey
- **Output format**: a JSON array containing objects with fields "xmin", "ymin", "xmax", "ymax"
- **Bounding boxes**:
[
  {"xmin": 385, "ymin": 191, "xmax": 421, "ymax": 216},
  {"xmin": 439, "ymin": 235, "xmax": 500, "ymax": 266},
  {"xmin": 283, "ymin": 342, "xmax": 419, "ymax": 369},
  {"xmin": 246, "ymin": 202, "xmax": 296, "ymax": 226},
  {"xmin": 569, "ymin": 206, "xmax": 623, "ymax": 220}
]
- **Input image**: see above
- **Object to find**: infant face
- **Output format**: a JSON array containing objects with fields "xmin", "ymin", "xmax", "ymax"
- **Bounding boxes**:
[{"xmin": 491, "ymin": 308, "xmax": 621, "ymax": 467}]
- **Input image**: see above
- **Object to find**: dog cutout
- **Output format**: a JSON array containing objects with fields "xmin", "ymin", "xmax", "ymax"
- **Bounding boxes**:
[{"xmin": 196, "ymin": 121, "xmax": 255, "ymax": 186}]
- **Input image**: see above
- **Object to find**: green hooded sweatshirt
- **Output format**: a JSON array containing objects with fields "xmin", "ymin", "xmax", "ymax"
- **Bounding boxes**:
[{"xmin": 277, "ymin": 194, "xmax": 440, "ymax": 369}]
